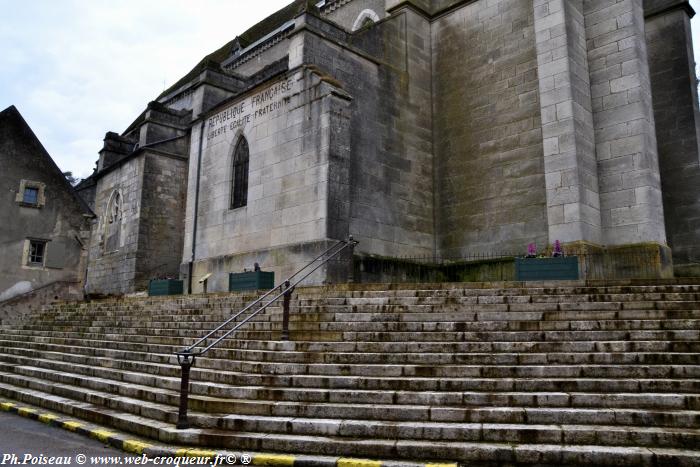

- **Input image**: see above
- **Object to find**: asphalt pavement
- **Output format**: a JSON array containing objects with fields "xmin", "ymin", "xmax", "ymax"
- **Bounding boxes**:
[{"xmin": 0, "ymin": 412, "xmax": 138, "ymax": 466}]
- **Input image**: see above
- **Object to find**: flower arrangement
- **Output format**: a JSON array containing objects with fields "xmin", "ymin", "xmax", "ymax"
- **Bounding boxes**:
[
  {"xmin": 526, "ymin": 243, "xmax": 537, "ymax": 258},
  {"xmin": 552, "ymin": 240, "xmax": 563, "ymax": 257}
]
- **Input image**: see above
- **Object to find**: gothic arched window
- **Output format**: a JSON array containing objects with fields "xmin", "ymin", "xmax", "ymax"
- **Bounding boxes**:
[{"xmin": 231, "ymin": 137, "xmax": 249, "ymax": 209}]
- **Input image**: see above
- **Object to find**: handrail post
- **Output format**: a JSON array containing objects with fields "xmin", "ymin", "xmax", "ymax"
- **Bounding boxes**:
[
  {"xmin": 347, "ymin": 235, "xmax": 357, "ymax": 283},
  {"xmin": 172, "ymin": 236, "xmax": 360, "ymax": 428},
  {"xmin": 281, "ymin": 280, "xmax": 293, "ymax": 341},
  {"xmin": 176, "ymin": 351, "xmax": 196, "ymax": 429}
]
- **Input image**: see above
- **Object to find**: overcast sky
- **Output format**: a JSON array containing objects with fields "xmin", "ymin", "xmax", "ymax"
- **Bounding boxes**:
[{"xmin": 1, "ymin": 0, "xmax": 700, "ymax": 180}]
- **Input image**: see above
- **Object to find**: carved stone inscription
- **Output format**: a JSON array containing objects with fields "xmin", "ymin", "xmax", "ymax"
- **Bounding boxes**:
[{"xmin": 206, "ymin": 79, "xmax": 294, "ymax": 141}]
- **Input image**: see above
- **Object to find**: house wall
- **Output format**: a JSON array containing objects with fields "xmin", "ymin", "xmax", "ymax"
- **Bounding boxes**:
[{"xmin": 0, "ymin": 107, "xmax": 90, "ymax": 304}]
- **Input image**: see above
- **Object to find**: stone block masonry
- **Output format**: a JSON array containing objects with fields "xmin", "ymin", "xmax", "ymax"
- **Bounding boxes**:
[
  {"xmin": 644, "ymin": 2, "xmax": 700, "ymax": 275},
  {"xmin": 584, "ymin": 0, "xmax": 667, "ymax": 246},
  {"xmin": 433, "ymin": 0, "xmax": 549, "ymax": 256},
  {"xmin": 534, "ymin": 0, "xmax": 602, "ymax": 245}
]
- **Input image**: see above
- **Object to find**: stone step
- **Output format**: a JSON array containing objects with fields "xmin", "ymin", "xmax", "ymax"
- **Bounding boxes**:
[
  {"xmin": 3, "ymin": 344, "xmax": 700, "ymax": 379},
  {"xmin": 37, "ymin": 302, "xmax": 700, "ymax": 325},
  {"xmin": 3, "ymin": 338, "xmax": 700, "ymax": 367},
  {"xmin": 2, "ymin": 351, "xmax": 700, "ymax": 394},
  {"xmin": 5, "ymin": 363, "xmax": 700, "ymax": 423},
  {"xmin": 24, "ymin": 318, "xmax": 700, "ymax": 334},
  {"xmin": 4, "ymin": 330, "xmax": 700, "ymax": 355},
  {"xmin": 42, "ymin": 307, "xmax": 700, "ymax": 324},
  {"xmin": 5, "ymin": 380, "xmax": 700, "ymax": 465},
  {"xmin": 41, "ymin": 284, "xmax": 700, "ymax": 304},
  {"xmin": 4, "ymin": 281, "xmax": 699, "ymax": 465},
  {"xmin": 0, "ymin": 373, "xmax": 699, "ymax": 451},
  {"xmin": 35, "ymin": 300, "xmax": 700, "ymax": 322},
  {"xmin": 8, "ymin": 324, "xmax": 700, "ymax": 343},
  {"xmin": 294, "ymin": 297, "xmax": 700, "ymax": 308}
]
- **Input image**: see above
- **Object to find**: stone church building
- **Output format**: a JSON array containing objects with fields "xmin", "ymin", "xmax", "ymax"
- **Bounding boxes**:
[{"xmin": 74, "ymin": 0, "xmax": 700, "ymax": 295}]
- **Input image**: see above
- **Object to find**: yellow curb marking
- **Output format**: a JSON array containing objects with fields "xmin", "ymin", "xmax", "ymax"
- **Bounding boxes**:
[
  {"xmin": 252, "ymin": 454, "xmax": 296, "ymax": 465},
  {"xmin": 337, "ymin": 460, "xmax": 382, "ymax": 467},
  {"xmin": 17, "ymin": 408, "xmax": 37, "ymax": 416},
  {"xmin": 91, "ymin": 430, "xmax": 116, "ymax": 443},
  {"xmin": 62, "ymin": 421, "xmax": 83, "ymax": 431},
  {"xmin": 38, "ymin": 414, "xmax": 59, "ymax": 424},
  {"xmin": 179, "ymin": 449, "xmax": 216, "ymax": 458},
  {"xmin": 0, "ymin": 402, "xmax": 16, "ymax": 411},
  {"xmin": 123, "ymin": 440, "xmax": 151, "ymax": 455}
]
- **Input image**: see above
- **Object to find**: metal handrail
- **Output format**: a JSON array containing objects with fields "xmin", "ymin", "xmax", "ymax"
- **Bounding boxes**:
[{"xmin": 173, "ymin": 236, "xmax": 358, "ymax": 428}]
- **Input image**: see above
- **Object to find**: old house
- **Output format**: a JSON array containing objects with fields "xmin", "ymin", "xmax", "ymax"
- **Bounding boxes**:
[{"xmin": 0, "ymin": 105, "xmax": 93, "ymax": 319}]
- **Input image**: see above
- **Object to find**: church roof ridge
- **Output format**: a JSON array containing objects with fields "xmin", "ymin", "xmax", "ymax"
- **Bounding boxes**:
[{"xmin": 156, "ymin": 0, "xmax": 313, "ymax": 102}]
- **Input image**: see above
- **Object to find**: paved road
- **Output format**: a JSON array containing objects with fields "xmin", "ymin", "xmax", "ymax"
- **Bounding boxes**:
[{"xmin": 0, "ymin": 412, "xmax": 138, "ymax": 466}]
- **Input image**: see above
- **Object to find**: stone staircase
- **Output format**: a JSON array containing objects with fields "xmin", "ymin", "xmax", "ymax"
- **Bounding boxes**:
[{"xmin": 0, "ymin": 281, "xmax": 699, "ymax": 466}]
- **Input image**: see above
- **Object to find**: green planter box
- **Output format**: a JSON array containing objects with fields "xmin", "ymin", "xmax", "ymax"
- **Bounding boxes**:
[
  {"xmin": 148, "ymin": 279, "xmax": 183, "ymax": 296},
  {"xmin": 229, "ymin": 271, "xmax": 275, "ymax": 292},
  {"xmin": 515, "ymin": 257, "xmax": 579, "ymax": 281}
]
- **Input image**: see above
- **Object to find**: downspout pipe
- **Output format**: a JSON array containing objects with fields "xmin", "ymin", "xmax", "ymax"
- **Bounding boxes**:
[{"xmin": 189, "ymin": 120, "xmax": 205, "ymax": 294}]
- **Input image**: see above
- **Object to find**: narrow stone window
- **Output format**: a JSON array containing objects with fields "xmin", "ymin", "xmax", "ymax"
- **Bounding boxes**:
[
  {"xmin": 231, "ymin": 137, "xmax": 249, "ymax": 209},
  {"xmin": 28, "ymin": 240, "xmax": 46, "ymax": 266}
]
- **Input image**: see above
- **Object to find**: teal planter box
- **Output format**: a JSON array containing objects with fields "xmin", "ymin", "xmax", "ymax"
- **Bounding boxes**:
[
  {"xmin": 515, "ymin": 257, "xmax": 579, "ymax": 281},
  {"xmin": 148, "ymin": 279, "xmax": 183, "ymax": 296},
  {"xmin": 229, "ymin": 271, "xmax": 275, "ymax": 292}
]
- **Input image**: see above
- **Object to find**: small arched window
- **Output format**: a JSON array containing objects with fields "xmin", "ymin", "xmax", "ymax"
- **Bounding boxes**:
[
  {"xmin": 231, "ymin": 137, "xmax": 249, "ymax": 209},
  {"xmin": 352, "ymin": 9, "xmax": 380, "ymax": 31}
]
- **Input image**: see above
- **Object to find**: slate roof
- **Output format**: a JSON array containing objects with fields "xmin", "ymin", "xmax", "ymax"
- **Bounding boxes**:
[{"xmin": 156, "ymin": 0, "xmax": 312, "ymax": 101}]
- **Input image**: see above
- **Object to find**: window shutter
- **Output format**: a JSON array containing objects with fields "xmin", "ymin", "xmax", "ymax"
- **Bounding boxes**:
[{"xmin": 45, "ymin": 238, "xmax": 67, "ymax": 269}]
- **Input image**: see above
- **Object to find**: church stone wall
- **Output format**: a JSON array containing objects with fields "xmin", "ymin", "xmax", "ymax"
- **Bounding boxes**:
[
  {"xmin": 323, "ymin": 0, "xmax": 386, "ymax": 30},
  {"xmin": 433, "ymin": 0, "xmax": 548, "ymax": 256},
  {"xmin": 136, "ymin": 153, "xmax": 188, "ymax": 285},
  {"xmin": 645, "ymin": 4, "xmax": 700, "ymax": 274},
  {"xmin": 533, "ymin": 0, "xmax": 603, "ymax": 246},
  {"xmin": 184, "ymin": 70, "xmax": 343, "ymax": 291},
  {"xmin": 584, "ymin": 0, "xmax": 667, "ymax": 246},
  {"xmin": 86, "ymin": 157, "xmax": 144, "ymax": 295},
  {"xmin": 304, "ymin": 9, "xmax": 436, "ymax": 258}
]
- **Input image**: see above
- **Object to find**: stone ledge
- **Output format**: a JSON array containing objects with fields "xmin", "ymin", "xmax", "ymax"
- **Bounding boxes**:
[{"xmin": 0, "ymin": 399, "xmax": 457, "ymax": 467}]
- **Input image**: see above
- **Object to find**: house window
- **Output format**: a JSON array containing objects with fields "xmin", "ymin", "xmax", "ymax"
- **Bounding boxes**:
[
  {"xmin": 16, "ymin": 179, "xmax": 45, "ymax": 208},
  {"xmin": 231, "ymin": 137, "xmax": 249, "ymax": 209},
  {"xmin": 23, "ymin": 187, "xmax": 39, "ymax": 205},
  {"xmin": 28, "ymin": 240, "xmax": 46, "ymax": 266}
]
